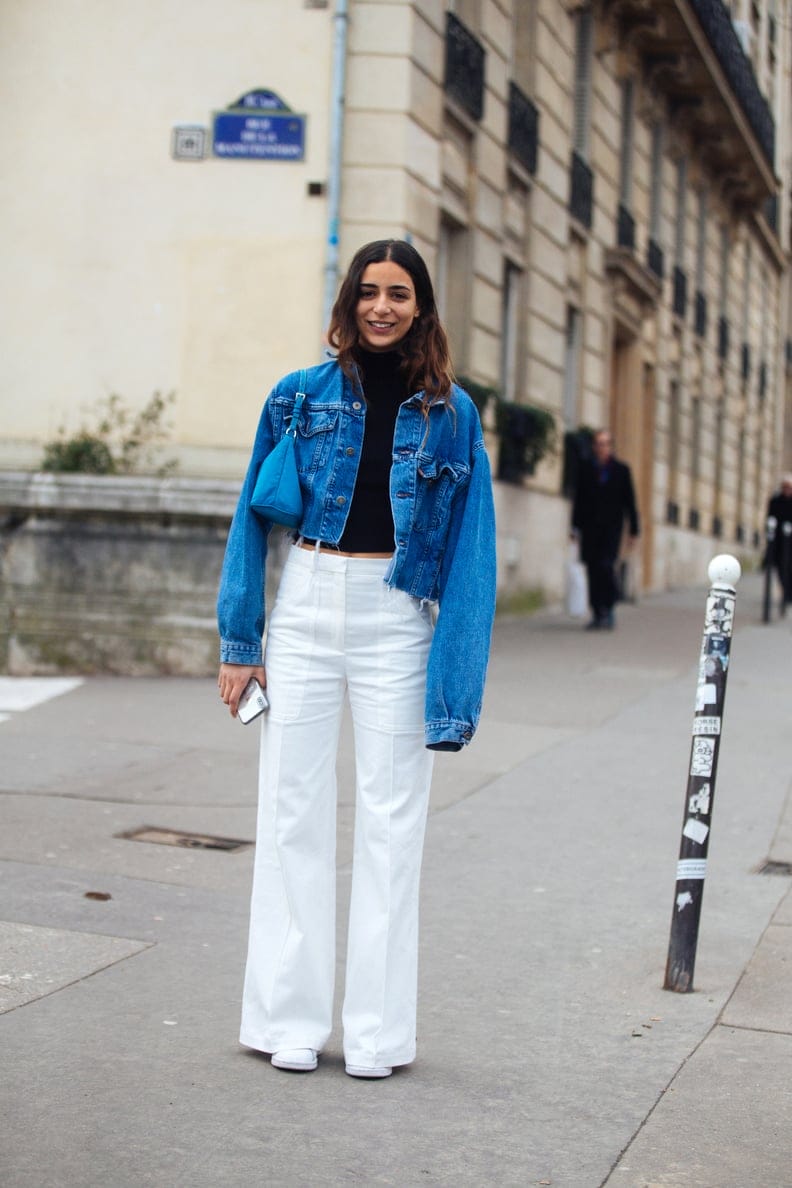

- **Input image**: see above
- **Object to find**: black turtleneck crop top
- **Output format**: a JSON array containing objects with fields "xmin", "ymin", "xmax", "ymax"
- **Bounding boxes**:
[{"xmin": 337, "ymin": 349, "xmax": 409, "ymax": 552}]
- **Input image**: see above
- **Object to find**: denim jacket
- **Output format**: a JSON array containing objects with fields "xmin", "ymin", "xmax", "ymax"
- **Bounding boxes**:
[{"xmin": 217, "ymin": 359, "xmax": 497, "ymax": 751}]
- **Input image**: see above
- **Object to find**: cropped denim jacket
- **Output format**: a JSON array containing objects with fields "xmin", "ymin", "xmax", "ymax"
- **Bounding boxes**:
[{"xmin": 217, "ymin": 359, "xmax": 497, "ymax": 751}]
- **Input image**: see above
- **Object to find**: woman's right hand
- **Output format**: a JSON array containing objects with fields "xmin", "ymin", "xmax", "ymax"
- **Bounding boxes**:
[{"xmin": 218, "ymin": 662, "xmax": 267, "ymax": 718}]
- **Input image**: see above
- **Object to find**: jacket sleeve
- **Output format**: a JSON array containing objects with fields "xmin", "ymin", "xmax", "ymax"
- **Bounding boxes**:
[
  {"xmin": 216, "ymin": 396, "xmax": 278, "ymax": 665},
  {"xmin": 424, "ymin": 436, "xmax": 497, "ymax": 751}
]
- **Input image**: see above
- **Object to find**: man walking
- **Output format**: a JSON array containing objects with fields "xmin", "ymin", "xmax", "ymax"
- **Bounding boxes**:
[
  {"xmin": 571, "ymin": 429, "xmax": 639, "ymax": 630},
  {"xmin": 765, "ymin": 473, "xmax": 792, "ymax": 605}
]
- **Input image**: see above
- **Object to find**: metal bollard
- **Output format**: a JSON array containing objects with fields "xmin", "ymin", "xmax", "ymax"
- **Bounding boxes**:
[
  {"xmin": 763, "ymin": 516, "xmax": 776, "ymax": 623},
  {"xmin": 664, "ymin": 554, "xmax": 741, "ymax": 993}
]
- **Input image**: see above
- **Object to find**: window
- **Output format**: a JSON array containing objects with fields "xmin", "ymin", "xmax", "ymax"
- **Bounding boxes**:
[
  {"xmin": 501, "ymin": 261, "xmax": 522, "ymax": 403},
  {"xmin": 562, "ymin": 306, "xmax": 581, "ymax": 428},
  {"xmin": 674, "ymin": 158, "xmax": 687, "ymax": 267},
  {"xmin": 718, "ymin": 224, "xmax": 730, "ymax": 315},
  {"xmin": 668, "ymin": 378, "xmax": 681, "ymax": 512},
  {"xmin": 694, "ymin": 190, "xmax": 707, "ymax": 336},
  {"xmin": 437, "ymin": 216, "xmax": 471, "ymax": 370},
  {"xmin": 618, "ymin": 79, "xmax": 634, "ymax": 208},
  {"xmin": 741, "ymin": 238, "xmax": 752, "ymax": 381},
  {"xmin": 573, "ymin": 7, "xmax": 593, "ymax": 159},
  {"xmin": 647, "ymin": 124, "xmax": 664, "ymax": 276},
  {"xmin": 673, "ymin": 158, "xmax": 688, "ymax": 318}
]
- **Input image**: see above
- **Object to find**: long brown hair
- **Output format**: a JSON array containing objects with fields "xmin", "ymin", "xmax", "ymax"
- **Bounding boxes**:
[{"xmin": 327, "ymin": 239, "xmax": 454, "ymax": 407}]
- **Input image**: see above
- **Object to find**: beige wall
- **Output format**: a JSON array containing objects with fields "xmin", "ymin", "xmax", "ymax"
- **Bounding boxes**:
[{"xmin": 1, "ymin": 0, "xmax": 334, "ymax": 473}]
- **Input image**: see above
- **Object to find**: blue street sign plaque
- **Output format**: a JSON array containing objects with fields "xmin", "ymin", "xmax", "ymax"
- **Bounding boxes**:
[{"xmin": 212, "ymin": 110, "xmax": 305, "ymax": 160}]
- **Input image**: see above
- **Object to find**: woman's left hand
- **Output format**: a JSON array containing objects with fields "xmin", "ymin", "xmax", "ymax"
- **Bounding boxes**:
[{"xmin": 218, "ymin": 662, "xmax": 267, "ymax": 718}]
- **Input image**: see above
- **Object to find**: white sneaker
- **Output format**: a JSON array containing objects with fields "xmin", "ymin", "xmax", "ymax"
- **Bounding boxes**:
[
  {"xmin": 271, "ymin": 1048, "xmax": 318, "ymax": 1072},
  {"xmin": 345, "ymin": 1064, "xmax": 392, "ymax": 1079}
]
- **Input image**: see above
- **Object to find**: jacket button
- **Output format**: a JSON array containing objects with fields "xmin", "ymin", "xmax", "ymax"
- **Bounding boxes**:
[
  {"xmin": 352, "ymin": 401, "xmax": 362, "ymax": 410},
  {"xmin": 336, "ymin": 495, "xmax": 347, "ymax": 506},
  {"xmin": 463, "ymin": 730, "xmax": 472, "ymax": 739},
  {"xmin": 345, "ymin": 446, "xmax": 355, "ymax": 456}
]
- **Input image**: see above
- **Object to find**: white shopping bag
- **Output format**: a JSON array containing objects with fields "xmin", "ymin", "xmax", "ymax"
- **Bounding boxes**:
[{"xmin": 565, "ymin": 542, "xmax": 588, "ymax": 617}]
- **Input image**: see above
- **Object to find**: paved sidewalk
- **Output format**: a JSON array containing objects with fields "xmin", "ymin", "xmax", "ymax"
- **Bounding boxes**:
[{"xmin": 1, "ymin": 571, "xmax": 791, "ymax": 1187}]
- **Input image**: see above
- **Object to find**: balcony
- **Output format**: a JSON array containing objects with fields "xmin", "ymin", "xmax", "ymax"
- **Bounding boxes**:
[
  {"xmin": 444, "ymin": 13, "xmax": 485, "ymax": 122},
  {"xmin": 605, "ymin": 0, "xmax": 776, "ymax": 208},
  {"xmin": 508, "ymin": 82, "xmax": 539, "ymax": 175}
]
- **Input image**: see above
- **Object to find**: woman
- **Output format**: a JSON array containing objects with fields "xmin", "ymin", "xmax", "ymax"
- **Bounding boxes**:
[{"xmin": 217, "ymin": 239, "xmax": 496, "ymax": 1078}]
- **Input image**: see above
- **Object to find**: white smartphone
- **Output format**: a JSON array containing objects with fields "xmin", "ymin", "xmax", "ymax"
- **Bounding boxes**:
[{"xmin": 237, "ymin": 677, "xmax": 269, "ymax": 724}]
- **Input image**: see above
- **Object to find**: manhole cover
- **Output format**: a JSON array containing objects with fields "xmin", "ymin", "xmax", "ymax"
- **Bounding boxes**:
[
  {"xmin": 756, "ymin": 859, "xmax": 792, "ymax": 877},
  {"xmin": 116, "ymin": 827, "xmax": 252, "ymax": 852}
]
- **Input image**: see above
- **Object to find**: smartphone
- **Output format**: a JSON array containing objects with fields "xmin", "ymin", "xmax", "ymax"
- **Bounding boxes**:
[{"xmin": 237, "ymin": 677, "xmax": 269, "ymax": 724}]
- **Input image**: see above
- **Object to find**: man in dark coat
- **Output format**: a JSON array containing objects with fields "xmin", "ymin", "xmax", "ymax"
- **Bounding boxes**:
[
  {"xmin": 766, "ymin": 474, "xmax": 792, "ymax": 604},
  {"xmin": 571, "ymin": 429, "xmax": 640, "ymax": 630}
]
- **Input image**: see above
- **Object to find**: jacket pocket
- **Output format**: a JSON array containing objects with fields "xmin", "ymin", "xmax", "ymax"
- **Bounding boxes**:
[
  {"xmin": 414, "ymin": 456, "xmax": 469, "ymax": 533},
  {"xmin": 295, "ymin": 410, "xmax": 338, "ymax": 474}
]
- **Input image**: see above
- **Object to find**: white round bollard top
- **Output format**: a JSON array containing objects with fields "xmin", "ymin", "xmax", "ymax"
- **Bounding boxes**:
[{"xmin": 708, "ymin": 554, "xmax": 741, "ymax": 587}]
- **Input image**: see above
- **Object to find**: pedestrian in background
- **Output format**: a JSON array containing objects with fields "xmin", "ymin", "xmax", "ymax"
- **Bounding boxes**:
[
  {"xmin": 217, "ymin": 239, "xmax": 496, "ymax": 1079},
  {"xmin": 571, "ymin": 428, "xmax": 639, "ymax": 630},
  {"xmin": 765, "ymin": 473, "xmax": 792, "ymax": 605}
]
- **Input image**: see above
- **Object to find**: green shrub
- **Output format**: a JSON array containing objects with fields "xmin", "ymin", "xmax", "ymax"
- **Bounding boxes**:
[{"xmin": 42, "ymin": 391, "xmax": 177, "ymax": 476}]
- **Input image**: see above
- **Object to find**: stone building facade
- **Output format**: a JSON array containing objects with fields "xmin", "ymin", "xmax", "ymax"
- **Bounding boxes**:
[
  {"xmin": 2, "ymin": 0, "xmax": 790, "ymax": 614},
  {"xmin": 337, "ymin": 0, "xmax": 790, "ymax": 595}
]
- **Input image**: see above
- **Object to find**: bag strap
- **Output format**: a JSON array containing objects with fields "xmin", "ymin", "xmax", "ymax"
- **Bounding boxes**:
[{"xmin": 285, "ymin": 370, "xmax": 307, "ymax": 439}]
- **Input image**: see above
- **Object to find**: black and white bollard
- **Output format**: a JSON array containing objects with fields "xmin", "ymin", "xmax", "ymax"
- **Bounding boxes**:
[{"xmin": 664, "ymin": 554, "xmax": 741, "ymax": 993}]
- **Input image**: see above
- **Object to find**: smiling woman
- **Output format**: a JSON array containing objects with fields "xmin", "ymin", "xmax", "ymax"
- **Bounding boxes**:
[{"xmin": 216, "ymin": 238, "xmax": 496, "ymax": 1082}]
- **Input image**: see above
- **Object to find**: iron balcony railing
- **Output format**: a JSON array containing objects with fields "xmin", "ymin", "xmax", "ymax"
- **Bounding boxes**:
[
  {"xmin": 689, "ymin": 0, "xmax": 775, "ymax": 165},
  {"xmin": 444, "ymin": 12, "xmax": 485, "ymax": 121},
  {"xmin": 508, "ymin": 82, "xmax": 539, "ymax": 175},
  {"xmin": 569, "ymin": 151, "xmax": 593, "ymax": 229}
]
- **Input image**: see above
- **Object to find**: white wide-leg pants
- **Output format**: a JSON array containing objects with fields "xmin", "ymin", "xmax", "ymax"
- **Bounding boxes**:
[{"xmin": 239, "ymin": 545, "xmax": 435, "ymax": 1069}]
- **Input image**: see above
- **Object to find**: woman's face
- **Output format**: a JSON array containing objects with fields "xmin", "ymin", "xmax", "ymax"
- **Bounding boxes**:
[{"xmin": 355, "ymin": 260, "xmax": 419, "ymax": 353}]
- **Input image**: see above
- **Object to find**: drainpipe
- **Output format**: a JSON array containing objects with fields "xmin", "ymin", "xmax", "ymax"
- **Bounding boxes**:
[{"xmin": 321, "ymin": 0, "xmax": 349, "ymax": 356}]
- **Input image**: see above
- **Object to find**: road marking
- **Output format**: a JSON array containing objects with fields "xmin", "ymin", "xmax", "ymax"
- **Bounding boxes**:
[{"xmin": 0, "ymin": 677, "xmax": 84, "ymax": 717}]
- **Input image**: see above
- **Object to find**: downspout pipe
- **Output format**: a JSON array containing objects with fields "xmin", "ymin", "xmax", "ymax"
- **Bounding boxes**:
[{"xmin": 321, "ymin": 0, "xmax": 349, "ymax": 355}]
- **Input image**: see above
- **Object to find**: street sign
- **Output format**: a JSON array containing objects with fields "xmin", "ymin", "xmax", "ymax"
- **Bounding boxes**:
[{"xmin": 212, "ymin": 89, "xmax": 305, "ymax": 160}]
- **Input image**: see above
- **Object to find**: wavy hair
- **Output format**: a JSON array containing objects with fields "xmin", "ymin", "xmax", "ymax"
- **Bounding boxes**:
[{"xmin": 327, "ymin": 239, "xmax": 454, "ymax": 408}]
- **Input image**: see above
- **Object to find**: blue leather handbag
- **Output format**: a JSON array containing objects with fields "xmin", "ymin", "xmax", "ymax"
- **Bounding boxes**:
[{"xmin": 250, "ymin": 372, "xmax": 306, "ymax": 528}]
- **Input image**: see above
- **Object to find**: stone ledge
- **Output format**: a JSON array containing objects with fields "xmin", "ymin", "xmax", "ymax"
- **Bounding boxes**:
[{"xmin": 0, "ymin": 471, "xmax": 241, "ymax": 520}]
